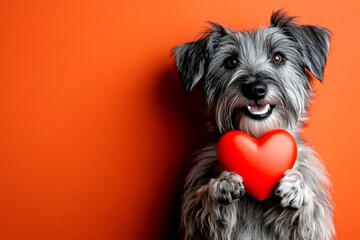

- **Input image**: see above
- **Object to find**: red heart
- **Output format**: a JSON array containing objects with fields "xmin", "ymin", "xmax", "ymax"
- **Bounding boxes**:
[{"xmin": 217, "ymin": 129, "xmax": 297, "ymax": 201}]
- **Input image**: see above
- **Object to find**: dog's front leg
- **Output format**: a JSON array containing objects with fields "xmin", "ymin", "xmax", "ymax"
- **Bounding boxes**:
[
  {"xmin": 274, "ymin": 169, "xmax": 314, "ymax": 209},
  {"xmin": 181, "ymin": 146, "xmax": 245, "ymax": 240},
  {"xmin": 183, "ymin": 171, "xmax": 244, "ymax": 240},
  {"xmin": 271, "ymin": 147, "xmax": 334, "ymax": 239}
]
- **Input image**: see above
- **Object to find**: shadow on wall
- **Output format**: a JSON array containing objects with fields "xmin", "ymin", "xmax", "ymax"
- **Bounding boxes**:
[{"xmin": 150, "ymin": 65, "xmax": 209, "ymax": 239}]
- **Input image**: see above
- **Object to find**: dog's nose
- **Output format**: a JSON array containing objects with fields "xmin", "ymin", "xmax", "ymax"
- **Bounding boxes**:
[{"xmin": 241, "ymin": 82, "xmax": 268, "ymax": 100}]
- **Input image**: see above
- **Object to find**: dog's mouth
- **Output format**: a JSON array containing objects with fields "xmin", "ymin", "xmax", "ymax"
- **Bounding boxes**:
[{"xmin": 243, "ymin": 103, "xmax": 274, "ymax": 120}]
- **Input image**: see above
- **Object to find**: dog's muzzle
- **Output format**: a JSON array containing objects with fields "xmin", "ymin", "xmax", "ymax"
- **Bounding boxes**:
[{"xmin": 241, "ymin": 81, "xmax": 274, "ymax": 120}]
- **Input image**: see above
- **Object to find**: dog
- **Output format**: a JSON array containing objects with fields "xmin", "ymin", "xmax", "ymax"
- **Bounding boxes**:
[{"xmin": 174, "ymin": 10, "xmax": 335, "ymax": 240}]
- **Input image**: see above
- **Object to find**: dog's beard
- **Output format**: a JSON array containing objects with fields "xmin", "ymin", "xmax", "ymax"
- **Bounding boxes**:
[
  {"xmin": 235, "ymin": 109, "xmax": 285, "ymax": 138},
  {"xmin": 214, "ymin": 86, "xmax": 299, "ymax": 138}
]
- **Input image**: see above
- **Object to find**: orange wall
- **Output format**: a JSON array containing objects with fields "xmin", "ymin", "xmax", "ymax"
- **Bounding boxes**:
[{"xmin": 0, "ymin": 1, "xmax": 359, "ymax": 239}]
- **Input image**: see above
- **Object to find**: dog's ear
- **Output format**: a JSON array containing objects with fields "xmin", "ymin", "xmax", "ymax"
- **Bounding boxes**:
[
  {"xmin": 174, "ymin": 23, "xmax": 230, "ymax": 93},
  {"xmin": 271, "ymin": 10, "xmax": 331, "ymax": 81}
]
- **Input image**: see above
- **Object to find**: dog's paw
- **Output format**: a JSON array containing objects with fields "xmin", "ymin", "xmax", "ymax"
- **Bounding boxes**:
[
  {"xmin": 275, "ymin": 169, "xmax": 314, "ymax": 209},
  {"xmin": 210, "ymin": 171, "xmax": 245, "ymax": 205}
]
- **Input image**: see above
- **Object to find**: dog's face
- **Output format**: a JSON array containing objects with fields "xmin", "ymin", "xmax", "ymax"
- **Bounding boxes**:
[{"xmin": 175, "ymin": 11, "xmax": 330, "ymax": 137}]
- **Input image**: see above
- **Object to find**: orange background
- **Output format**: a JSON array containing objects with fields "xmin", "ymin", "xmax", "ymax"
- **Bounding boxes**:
[{"xmin": 0, "ymin": 1, "xmax": 359, "ymax": 239}]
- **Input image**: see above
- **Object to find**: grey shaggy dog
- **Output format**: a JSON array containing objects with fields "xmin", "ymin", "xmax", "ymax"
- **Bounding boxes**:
[{"xmin": 174, "ymin": 11, "xmax": 335, "ymax": 240}]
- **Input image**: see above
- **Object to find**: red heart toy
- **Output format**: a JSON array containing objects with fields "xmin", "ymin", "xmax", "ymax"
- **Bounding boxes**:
[{"xmin": 217, "ymin": 129, "xmax": 297, "ymax": 201}]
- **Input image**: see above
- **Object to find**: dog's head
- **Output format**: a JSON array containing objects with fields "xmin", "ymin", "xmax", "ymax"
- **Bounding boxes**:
[{"xmin": 174, "ymin": 10, "xmax": 331, "ymax": 137}]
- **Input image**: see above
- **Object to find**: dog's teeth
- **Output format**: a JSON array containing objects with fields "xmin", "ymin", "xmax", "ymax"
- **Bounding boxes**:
[{"xmin": 247, "ymin": 104, "xmax": 270, "ymax": 115}]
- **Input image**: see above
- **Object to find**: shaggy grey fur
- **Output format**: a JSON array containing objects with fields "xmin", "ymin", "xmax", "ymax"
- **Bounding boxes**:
[{"xmin": 174, "ymin": 10, "xmax": 335, "ymax": 240}]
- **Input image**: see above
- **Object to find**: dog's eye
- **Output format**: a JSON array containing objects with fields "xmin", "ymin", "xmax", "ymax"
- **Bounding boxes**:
[
  {"xmin": 272, "ymin": 53, "xmax": 284, "ymax": 64},
  {"xmin": 224, "ymin": 57, "xmax": 240, "ymax": 69}
]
